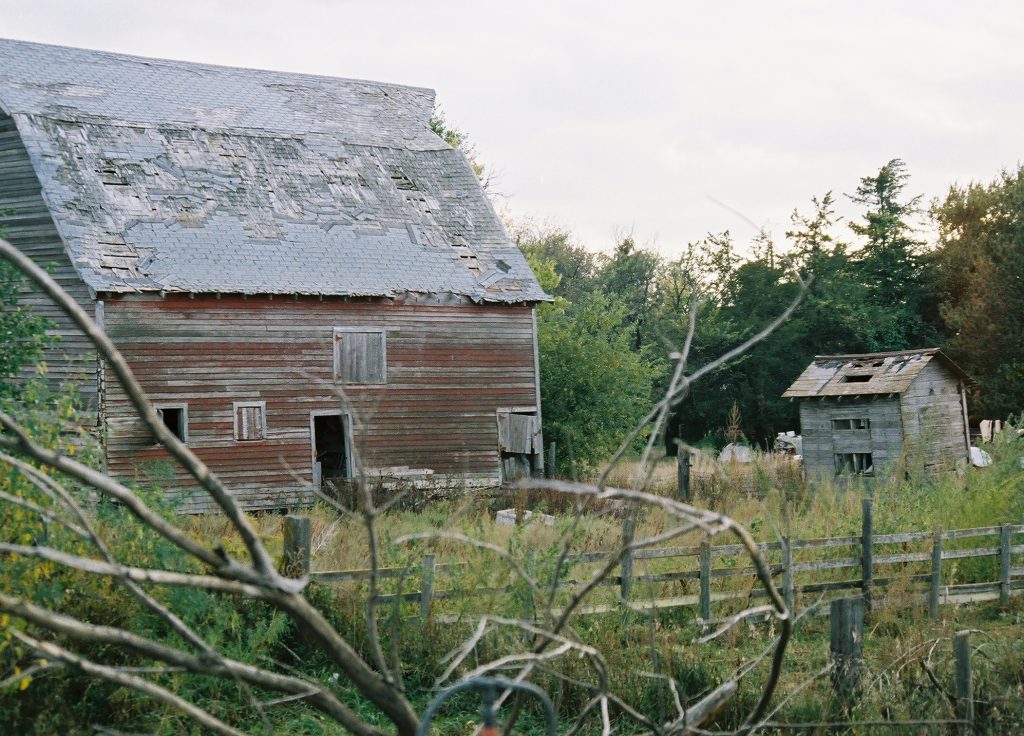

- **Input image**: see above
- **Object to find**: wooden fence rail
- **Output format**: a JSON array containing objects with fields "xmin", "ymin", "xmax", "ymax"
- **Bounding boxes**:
[{"xmin": 298, "ymin": 501, "xmax": 1024, "ymax": 622}]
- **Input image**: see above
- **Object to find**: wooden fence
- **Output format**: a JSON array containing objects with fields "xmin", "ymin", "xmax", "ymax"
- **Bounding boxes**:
[{"xmin": 295, "ymin": 500, "xmax": 1024, "ymax": 623}]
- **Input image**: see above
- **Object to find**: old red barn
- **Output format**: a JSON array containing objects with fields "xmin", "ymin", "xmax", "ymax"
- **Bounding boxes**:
[{"xmin": 0, "ymin": 39, "xmax": 547, "ymax": 510}]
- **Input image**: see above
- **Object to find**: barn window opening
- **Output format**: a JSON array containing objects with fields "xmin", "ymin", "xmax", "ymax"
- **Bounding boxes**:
[
  {"xmin": 842, "ymin": 374, "xmax": 873, "ymax": 383},
  {"xmin": 233, "ymin": 401, "xmax": 266, "ymax": 441},
  {"xmin": 334, "ymin": 328, "xmax": 386, "ymax": 384},
  {"xmin": 832, "ymin": 418, "xmax": 870, "ymax": 430},
  {"xmin": 835, "ymin": 452, "xmax": 874, "ymax": 475},
  {"xmin": 156, "ymin": 405, "xmax": 187, "ymax": 442}
]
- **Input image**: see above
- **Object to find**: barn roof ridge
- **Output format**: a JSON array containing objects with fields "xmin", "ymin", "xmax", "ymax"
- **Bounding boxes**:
[
  {"xmin": 812, "ymin": 347, "xmax": 941, "ymax": 360},
  {"xmin": 0, "ymin": 38, "xmax": 547, "ymax": 303}
]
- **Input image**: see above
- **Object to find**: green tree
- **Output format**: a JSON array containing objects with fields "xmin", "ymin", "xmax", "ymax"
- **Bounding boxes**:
[
  {"xmin": 934, "ymin": 166, "xmax": 1024, "ymax": 418},
  {"xmin": 0, "ymin": 217, "xmax": 53, "ymax": 397},
  {"xmin": 596, "ymin": 235, "xmax": 663, "ymax": 350},
  {"xmin": 847, "ymin": 159, "xmax": 935, "ymax": 348},
  {"xmin": 526, "ymin": 253, "xmax": 657, "ymax": 474},
  {"xmin": 509, "ymin": 218, "xmax": 600, "ymax": 303}
]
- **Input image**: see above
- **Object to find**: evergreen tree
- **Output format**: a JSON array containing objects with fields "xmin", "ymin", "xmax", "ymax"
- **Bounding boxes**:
[{"xmin": 846, "ymin": 159, "xmax": 935, "ymax": 349}]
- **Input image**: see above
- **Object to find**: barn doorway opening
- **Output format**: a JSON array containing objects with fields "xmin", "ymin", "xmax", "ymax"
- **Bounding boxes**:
[
  {"xmin": 497, "ymin": 408, "xmax": 540, "ymax": 483},
  {"xmin": 312, "ymin": 413, "xmax": 349, "ymax": 490}
]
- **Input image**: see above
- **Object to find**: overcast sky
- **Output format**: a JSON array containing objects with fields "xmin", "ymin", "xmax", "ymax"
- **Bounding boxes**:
[{"xmin": 3, "ymin": 1, "xmax": 1022, "ymax": 257}]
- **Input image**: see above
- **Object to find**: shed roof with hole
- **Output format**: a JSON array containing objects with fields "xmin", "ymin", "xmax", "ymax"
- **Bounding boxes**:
[
  {"xmin": 0, "ymin": 38, "xmax": 546, "ymax": 303},
  {"xmin": 782, "ymin": 348, "xmax": 972, "ymax": 398}
]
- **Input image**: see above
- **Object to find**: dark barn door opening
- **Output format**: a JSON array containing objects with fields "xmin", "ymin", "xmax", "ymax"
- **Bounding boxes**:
[{"xmin": 313, "ymin": 414, "xmax": 348, "ymax": 487}]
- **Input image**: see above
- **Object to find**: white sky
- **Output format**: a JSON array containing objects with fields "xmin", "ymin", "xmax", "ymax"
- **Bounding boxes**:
[{"xmin": 3, "ymin": 0, "xmax": 1022, "ymax": 257}]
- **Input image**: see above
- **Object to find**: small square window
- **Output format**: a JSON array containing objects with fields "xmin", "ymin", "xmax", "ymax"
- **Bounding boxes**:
[
  {"xmin": 155, "ymin": 405, "xmax": 187, "ymax": 443},
  {"xmin": 334, "ymin": 328, "xmax": 386, "ymax": 385},
  {"xmin": 832, "ymin": 418, "xmax": 870, "ymax": 430},
  {"xmin": 233, "ymin": 401, "xmax": 266, "ymax": 441}
]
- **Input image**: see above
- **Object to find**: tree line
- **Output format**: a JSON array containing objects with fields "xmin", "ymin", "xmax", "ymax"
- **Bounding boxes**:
[{"xmin": 512, "ymin": 160, "xmax": 1024, "ymax": 470}]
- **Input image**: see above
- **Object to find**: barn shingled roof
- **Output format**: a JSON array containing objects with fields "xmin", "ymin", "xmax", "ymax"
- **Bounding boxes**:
[
  {"xmin": 0, "ymin": 38, "xmax": 547, "ymax": 302},
  {"xmin": 782, "ymin": 348, "xmax": 971, "ymax": 398}
]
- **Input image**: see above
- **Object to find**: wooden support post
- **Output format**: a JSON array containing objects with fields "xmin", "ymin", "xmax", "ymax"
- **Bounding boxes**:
[
  {"xmin": 677, "ymin": 448, "xmax": 691, "ymax": 503},
  {"xmin": 781, "ymin": 536, "xmax": 795, "ymax": 616},
  {"xmin": 546, "ymin": 442, "xmax": 557, "ymax": 479},
  {"xmin": 954, "ymin": 630, "xmax": 974, "ymax": 735},
  {"xmin": 861, "ymin": 498, "xmax": 873, "ymax": 611},
  {"xmin": 1000, "ymin": 523, "xmax": 1012, "ymax": 603},
  {"xmin": 829, "ymin": 596, "xmax": 864, "ymax": 697},
  {"xmin": 929, "ymin": 528, "xmax": 942, "ymax": 619},
  {"xmin": 699, "ymin": 541, "xmax": 712, "ymax": 627},
  {"xmin": 420, "ymin": 554, "xmax": 435, "ymax": 621},
  {"xmin": 621, "ymin": 517, "xmax": 636, "ymax": 600},
  {"xmin": 281, "ymin": 515, "xmax": 311, "ymax": 577}
]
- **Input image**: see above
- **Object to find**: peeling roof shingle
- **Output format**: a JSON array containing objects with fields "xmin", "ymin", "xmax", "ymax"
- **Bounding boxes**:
[{"xmin": 0, "ymin": 38, "xmax": 547, "ymax": 303}]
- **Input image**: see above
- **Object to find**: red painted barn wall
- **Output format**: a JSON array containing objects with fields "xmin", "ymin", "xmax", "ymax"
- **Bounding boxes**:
[{"xmin": 101, "ymin": 294, "xmax": 538, "ymax": 511}]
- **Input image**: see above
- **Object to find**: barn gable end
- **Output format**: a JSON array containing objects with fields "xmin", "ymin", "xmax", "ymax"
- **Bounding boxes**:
[{"xmin": 0, "ymin": 109, "xmax": 99, "ymax": 413}]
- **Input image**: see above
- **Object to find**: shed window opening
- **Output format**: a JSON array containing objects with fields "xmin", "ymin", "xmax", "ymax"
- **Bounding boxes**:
[
  {"xmin": 832, "ymin": 418, "xmax": 870, "ymax": 430},
  {"xmin": 835, "ymin": 452, "xmax": 874, "ymax": 476},
  {"xmin": 234, "ymin": 402, "xmax": 266, "ymax": 441},
  {"xmin": 842, "ymin": 374, "xmax": 873, "ymax": 383},
  {"xmin": 334, "ymin": 328, "xmax": 386, "ymax": 385},
  {"xmin": 156, "ymin": 406, "xmax": 187, "ymax": 442}
]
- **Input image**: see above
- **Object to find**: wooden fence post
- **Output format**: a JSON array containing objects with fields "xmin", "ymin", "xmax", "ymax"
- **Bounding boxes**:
[
  {"xmin": 861, "ymin": 498, "xmax": 873, "ymax": 611},
  {"xmin": 954, "ymin": 630, "xmax": 974, "ymax": 735},
  {"xmin": 781, "ymin": 536, "xmax": 795, "ymax": 616},
  {"xmin": 546, "ymin": 442, "xmax": 557, "ymax": 479},
  {"xmin": 281, "ymin": 515, "xmax": 311, "ymax": 577},
  {"xmin": 420, "ymin": 554, "xmax": 435, "ymax": 621},
  {"xmin": 677, "ymin": 449, "xmax": 691, "ymax": 503},
  {"xmin": 699, "ymin": 541, "xmax": 712, "ymax": 627},
  {"xmin": 1000, "ymin": 523, "xmax": 1012, "ymax": 603},
  {"xmin": 830, "ymin": 596, "xmax": 864, "ymax": 697},
  {"xmin": 621, "ymin": 517, "xmax": 636, "ymax": 600},
  {"xmin": 929, "ymin": 528, "xmax": 942, "ymax": 619}
]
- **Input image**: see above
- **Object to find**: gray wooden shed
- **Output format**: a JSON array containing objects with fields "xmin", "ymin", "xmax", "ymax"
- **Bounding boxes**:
[{"xmin": 783, "ymin": 349, "xmax": 971, "ymax": 478}]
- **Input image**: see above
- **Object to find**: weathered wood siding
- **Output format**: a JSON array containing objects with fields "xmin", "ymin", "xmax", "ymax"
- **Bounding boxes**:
[
  {"xmin": 0, "ymin": 111, "xmax": 98, "ymax": 413},
  {"xmin": 800, "ymin": 397, "xmax": 903, "ymax": 479},
  {"xmin": 102, "ymin": 294, "xmax": 538, "ymax": 511},
  {"xmin": 899, "ymin": 361, "xmax": 970, "ymax": 471}
]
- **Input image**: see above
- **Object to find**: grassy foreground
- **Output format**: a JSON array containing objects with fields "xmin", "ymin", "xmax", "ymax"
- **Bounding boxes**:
[{"xmin": 3, "ymin": 430, "xmax": 1022, "ymax": 734}]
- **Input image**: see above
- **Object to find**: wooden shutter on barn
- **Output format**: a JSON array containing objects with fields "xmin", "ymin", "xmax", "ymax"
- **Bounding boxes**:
[
  {"xmin": 497, "ymin": 411, "xmax": 537, "ymax": 455},
  {"xmin": 335, "ymin": 329, "xmax": 386, "ymax": 384},
  {"xmin": 234, "ymin": 402, "xmax": 266, "ymax": 441}
]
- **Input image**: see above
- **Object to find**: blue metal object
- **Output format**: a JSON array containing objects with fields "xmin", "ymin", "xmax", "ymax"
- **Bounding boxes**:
[{"xmin": 416, "ymin": 676, "xmax": 557, "ymax": 736}]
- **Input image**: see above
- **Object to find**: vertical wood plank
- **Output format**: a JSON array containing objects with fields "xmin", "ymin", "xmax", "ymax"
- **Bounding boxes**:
[
  {"xmin": 954, "ymin": 630, "xmax": 974, "ymax": 735},
  {"xmin": 546, "ymin": 442, "xmax": 556, "ymax": 479},
  {"xmin": 861, "ymin": 498, "xmax": 873, "ymax": 611},
  {"xmin": 699, "ymin": 541, "xmax": 712, "ymax": 626},
  {"xmin": 781, "ymin": 536, "xmax": 795, "ymax": 616},
  {"xmin": 420, "ymin": 554, "xmax": 435, "ymax": 621},
  {"xmin": 621, "ymin": 517, "xmax": 636, "ymax": 600},
  {"xmin": 929, "ymin": 528, "xmax": 942, "ymax": 619},
  {"xmin": 281, "ymin": 515, "xmax": 311, "ymax": 577},
  {"xmin": 829, "ymin": 596, "xmax": 864, "ymax": 697},
  {"xmin": 1000, "ymin": 523, "xmax": 1011, "ymax": 603},
  {"xmin": 677, "ymin": 449, "xmax": 691, "ymax": 503}
]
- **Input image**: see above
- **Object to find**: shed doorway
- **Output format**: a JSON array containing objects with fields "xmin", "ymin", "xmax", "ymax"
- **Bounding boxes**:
[{"xmin": 311, "ymin": 412, "xmax": 350, "ymax": 491}]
